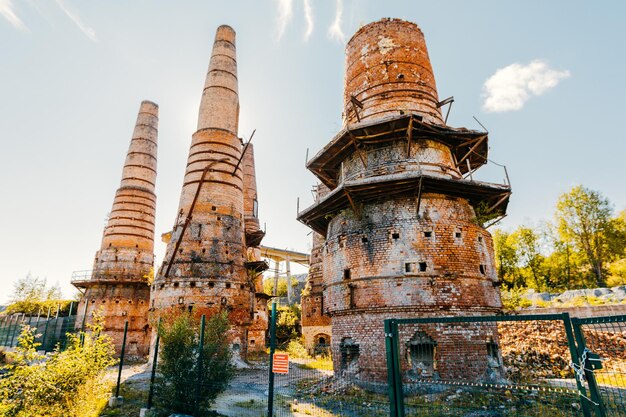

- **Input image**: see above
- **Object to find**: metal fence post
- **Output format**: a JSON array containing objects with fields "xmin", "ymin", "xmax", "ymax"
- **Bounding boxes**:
[
  {"xmin": 147, "ymin": 319, "xmax": 161, "ymax": 410},
  {"xmin": 115, "ymin": 321, "xmax": 129, "ymax": 398},
  {"xmin": 41, "ymin": 307, "xmax": 52, "ymax": 352},
  {"xmin": 561, "ymin": 313, "xmax": 594, "ymax": 417},
  {"xmin": 4, "ymin": 316, "xmax": 13, "ymax": 346},
  {"xmin": 195, "ymin": 315, "xmax": 206, "ymax": 415},
  {"xmin": 385, "ymin": 319, "xmax": 398, "ymax": 417},
  {"xmin": 267, "ymin": 300, "xmax": 277, "ymax": 417},
  {"xmin": 571, "ymin": 316, "xmax": 607, "ymax": 417},
  {"xmin": 0, "ymin": 316, "xmax": 5, "ymax": 345},
  {"xmin": 10, "ymin": 313, "xmax": 25, "ymax": 347}
]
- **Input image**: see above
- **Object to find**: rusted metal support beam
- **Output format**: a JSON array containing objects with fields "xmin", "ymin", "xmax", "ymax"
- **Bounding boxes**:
[
  {"xmin": 231, "ymin": 129, "xmax": 256, "ymax": 176},
  {"xmin": 347, "ymin": 129, "xmax": 367, "ymax": 167},
  {"xmin": 486, "ymin": 193, "xmax": 511, "ymax": 214},
  {"xmin": 405, "ymin": 117, "xmax": 414, "ymax": 158},
  {"xmin": 466, "ymin": 159, "xmax": 473, "ymax": 181},
  {"xmin": 350, "ymin": 95, "xmax": 364, "ymax": 123},
  {"xmin": 456, "ymin": 135, "xmax": 487, "ymax": 168},
  {"xmin": 164, "ymin": 158, "xmax": 227, "ymax": 278},
  {"xmin": 436, "ymin": 96, "xmax": 454, "ymax": 125},
  {"xmin": 484, "ymin": 214, "xmax": 507, "ymax": 229},
  {"xmin": 344, "ymin": 190, "xmax": 361, "ymax": 217},
  {"xmin": 415, "ymin": 175, "xmax": 423, "ymax": 218}
]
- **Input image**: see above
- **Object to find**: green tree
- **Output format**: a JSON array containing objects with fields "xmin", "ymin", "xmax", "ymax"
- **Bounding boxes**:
[
  {"xmin": 271, "ymin": 304, "xmax": 301, "ymax": 345},
  {"xmin": 510, "ymin": 226, "xmax": 546, "ymax": 290},
  {"xmin": 555, "ymin": 186, "xmax": 617, "ymax": 287},
  {"xmin": 263, "ymin": 276, "xmax": 298, "ymax": 297},
  {"xmin": 156, "ymin": 310, "xmax": 234, "ymax": 415},
  {"xmin": 493, "ymin": 229, "xmax": 520, "ymax": 288},
  {"xmin": 3, "ymin": 274, "xmax": 72, "ymax": 316}
]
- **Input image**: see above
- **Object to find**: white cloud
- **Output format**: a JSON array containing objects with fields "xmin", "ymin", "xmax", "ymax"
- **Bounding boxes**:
[
  {"xmin": 275, "ymin": 0, "xmax": 293, "ymax": 40},
  {"xmin": 482, "ymin": 60, "xmax": 570, "ymax": 113},
  {"xmin": 0, "ymin": 0, "xmax": 27, "ymax": 31},
  {"xmin": 55, "ymin": 0, "xmax": 97, "ymax": 42},
  {"xmin": 328, "ymin": 0, "xmax": 345, "ymax": 43},
  {"xmin": 303, "ymin": 0, "xmax": 313, "ymax": 41}
]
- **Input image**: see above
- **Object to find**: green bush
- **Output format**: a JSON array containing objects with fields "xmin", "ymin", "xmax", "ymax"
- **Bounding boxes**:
[
  {"xmin": 0, "ymin": 313, "xmax": 116, "ymax": 417},
  {"xmin": 286, "ymin": 339, "xmax": 309, "ymax": 359},
  {"xmin": 155, "ymin": 311, "xmax": 234, "ymax": 416}
]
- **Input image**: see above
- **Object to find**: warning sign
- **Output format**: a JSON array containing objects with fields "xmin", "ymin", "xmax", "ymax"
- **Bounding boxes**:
[{"xmin": 272, "ymin": 353, "xmax": 289, "ymax": 374}]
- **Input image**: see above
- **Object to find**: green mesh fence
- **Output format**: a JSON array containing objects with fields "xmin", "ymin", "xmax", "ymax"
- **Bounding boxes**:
[
  {"xmin": 0, "ymin": 309, "xmax": 77, "ymax": 352},
  {"xmin": 572, "ymin": 315, "xmax": 626, "ymax": 417},
  {"xmin": 386, "ymin": 314, "xmax": 589, "ymax": 417}
]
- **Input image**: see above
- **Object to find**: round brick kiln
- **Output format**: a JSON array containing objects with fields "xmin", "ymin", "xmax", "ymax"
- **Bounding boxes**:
[{"xmin": 298, "ymin": 18, "xmax": 511, "ymax": 384}]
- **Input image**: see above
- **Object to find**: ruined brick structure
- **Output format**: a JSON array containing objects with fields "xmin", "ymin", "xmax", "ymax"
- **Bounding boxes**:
[
  {"xmin": 150, "ymin": 25, "xmax": 267, "ymax": 353},
  {"xmin": 301, "ymin": 185, "xmax": 332, "ymax": 354},
  {"xmin": 298, "ymin": 19, "xmax": 512, "ymax": 383},
  {"xmin": 74, "ymin": 100, "xmax": 159, "ymax": 357}
]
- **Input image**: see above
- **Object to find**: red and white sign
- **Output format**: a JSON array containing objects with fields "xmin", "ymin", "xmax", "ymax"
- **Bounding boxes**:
[{"xmin": 272, "ymin": 353, "xmax": 289, "ymax": 374}]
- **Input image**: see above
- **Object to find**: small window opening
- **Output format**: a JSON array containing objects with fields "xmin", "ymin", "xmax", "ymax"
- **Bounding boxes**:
[
  {"xmin": 188, "ymin": 305, "xmax": 193, "ymax": 313},
  {"xmin": 173, "ymin": 282, "xmax": 179, "ymax": 288},
  {"xmin": 159, "ymin": 284, "xmax": 164, "ymax": 289},
  {"xmin": 202, "ymin": 248, "xmax": 206, "ymax": 253},
  {"xmin": 424, "ymin": 231, "xmax": 432, "ymax": 238},
  {"xmin": 407, "ymin": 332, "xmax": 437, "ymax": 378},
  {"xmin": 212, "ymin": 206, "xmax": 217, "ymax": 211},
  {"xmin": 240, "ymin": 284, "xmax": 244, "ymax": 289},
  {"xmin": 487, "ymin": 339, "xmax": 501, "ymax": 368},
  {"xmin": 209, "ymin": 282, "xmax": 215, "ymax": 288},
  {"xmin": 319, "ymin": 337, "xmax": 326, "ymax": 345},
  {"xmin": 361, "ymin": 236, "xmax": 368, "ymax": 243},
  {"xmin": 478, "ymin": 236, "xmax": 483, "ymax": 242},
  {"xmin": 179, "ymin": 249, "xmax": 183, "ymax": 254},
  {"xmin": 250, "ymin": 339, "xmax": 256, "ymax": 345},
  {"xmin": 343, "ymin": 269, "xmax": 351, "ymax": 280},
  {"xmin": 419, "ymin": 262, "xmax": 427, "ymax": 272},
  {"xmin": 455, "ymin": 228, "xmax": 462, "ymax": 239},
  {"xmin": 135, "ymin": 244, "xmax": 138, "ymax": 248},
  {"xmin": 392, "ymin": 232, "xmax": 400, "ymax": 240},
  {"xmin": 217, "ymin": 216, "xmax": 221, "ymax": 221},
  {"xmin": 226, "ymin": 283, "xmax": 231, "ymax": 289},
  {"xmin": 340, "ymin": 337, "xmax": 360, "ymax": 370},
  {"xmin": 405, "ymin": 263, "xmax": 412, "ymax": 273},
  {"xmin": 190, "ymin": 282, "xmax": 196, "ymax": 288},
  {"xmin": 479, "ymin": 265, "xmax": 486, "ymax": 275}
]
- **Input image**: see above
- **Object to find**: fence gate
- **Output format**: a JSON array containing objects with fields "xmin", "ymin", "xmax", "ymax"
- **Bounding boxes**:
[
  {"xmin": 385, "ymin": 313, "xmax": 599, "ymax": 417},
  {"xmin": 571, "ymin": 315, "xmax": 626, "ymax": 417}
]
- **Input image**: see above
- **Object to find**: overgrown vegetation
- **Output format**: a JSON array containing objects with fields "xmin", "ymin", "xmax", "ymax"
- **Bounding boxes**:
[
  {"xmin": 0, "ymin": 313, "xmax": 116, "ymax": 417},
  {"xmin": 494, "ymin": 185, "xmax": 626, "ymax": 291},
  {"xmin": 154, "ymin": 310, "xmax": 234, "ymax": 416},
  {"xmin": 263, "ymin": 276, "xmax": 299, "ymax": 297},
  {"xmin": 272, "ymin": 304, "xmax": 301, "ymax": 346}
]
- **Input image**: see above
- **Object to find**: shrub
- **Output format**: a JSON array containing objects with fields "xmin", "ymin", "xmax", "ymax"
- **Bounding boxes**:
[
  {"xmin": 155, "ymin": 310, "xmax": 234, "ymax": 415},
  {"xmin": 286, "ymin": 339, "xmax": 309, "ymax": 359},
  {"xmin": 0, "ymin": 313, "xmax": 116, "ymax": 417}
]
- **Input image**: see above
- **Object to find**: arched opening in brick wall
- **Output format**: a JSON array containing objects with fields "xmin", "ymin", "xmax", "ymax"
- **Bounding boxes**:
[
  {"xmin": 314, "ymin": 333, "xmax": 331, "ymax": 356},
  {"xmin": 407, "ymin": 331, "xmax": 437, "ymax": 378}
]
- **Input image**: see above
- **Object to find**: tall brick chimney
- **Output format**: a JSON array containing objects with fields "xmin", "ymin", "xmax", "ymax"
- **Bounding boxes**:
[
  {"xmin": 151, "ymin": 25, "xmax": 258, "ymax": 352},
  {"xmin": 298, "ymin": 18, "xmax": 512, "ymax": 384},
  {"xmin": 74, "ymin": 100, "xmax": 159, "ymax": 357}
]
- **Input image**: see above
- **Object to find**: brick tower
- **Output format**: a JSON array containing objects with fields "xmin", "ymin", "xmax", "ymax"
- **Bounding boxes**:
[
  {"xmin": 298, "ymin": 19, "xmax": 512, "ymax": 383},
  {"xmin": 151, "ymin": 25, "xmax": 264, "ymax": 353},
  {"xmin": 301, "ymin": 184, "xmax": 332, "ymax": 354},
  {"xmin": 74, "ymin": 100, "xmax": 159, "ymax": 357}
]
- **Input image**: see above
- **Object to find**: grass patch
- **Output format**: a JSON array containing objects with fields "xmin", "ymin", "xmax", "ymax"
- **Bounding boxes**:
[{"xmin": 297, "ymin": 356, "xmax": 333, "ymax": 371}]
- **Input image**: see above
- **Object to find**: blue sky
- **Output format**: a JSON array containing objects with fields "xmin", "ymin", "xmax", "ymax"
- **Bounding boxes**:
[{"xmin": 1, "ymin": 0, "xmax": 624, "ymax": 302}]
